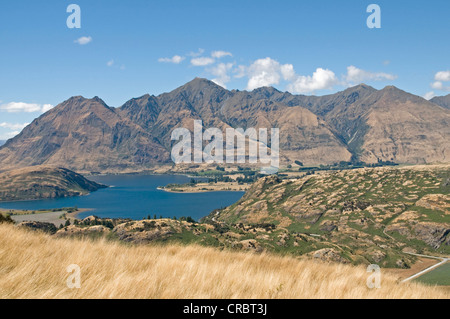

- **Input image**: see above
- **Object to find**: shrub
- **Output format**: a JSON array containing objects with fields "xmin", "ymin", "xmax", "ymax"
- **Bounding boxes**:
[{"xmin": 0, "ymin": 214, "xmax": 14, "ymax": 224}]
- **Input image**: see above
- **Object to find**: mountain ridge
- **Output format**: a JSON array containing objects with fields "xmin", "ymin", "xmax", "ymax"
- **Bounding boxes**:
[
  {"xmin": 431, "ymin": 94, "xmax": 450, "ymax": 109},
  {"xmin": 0, "ymin": 78, "xmax": 449, "ymax": 173}
]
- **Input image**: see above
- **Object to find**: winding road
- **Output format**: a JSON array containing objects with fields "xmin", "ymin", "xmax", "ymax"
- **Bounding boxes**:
[{"xmin": 401, "ymin": 252, "xmax": 449, "ymax": 283}]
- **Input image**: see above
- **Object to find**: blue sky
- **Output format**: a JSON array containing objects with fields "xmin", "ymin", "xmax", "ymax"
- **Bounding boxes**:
[{"xmin": 0, "ymin": 0, "xmax": 449, "ymax": 139}]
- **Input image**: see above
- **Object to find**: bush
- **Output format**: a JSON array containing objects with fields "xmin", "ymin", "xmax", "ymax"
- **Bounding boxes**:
[
  {"xmin": 180, "ymin": 216, "xmax": 196, "ymax": 223},
  {"xmin": 0, "ymin": 214, "xmax": 14, "ymax": 224}
]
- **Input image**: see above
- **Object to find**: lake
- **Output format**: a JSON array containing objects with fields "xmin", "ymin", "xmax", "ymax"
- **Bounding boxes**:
[{"xmin": 0, "ymin": 174, "xmax": 244, "ymax": 221}]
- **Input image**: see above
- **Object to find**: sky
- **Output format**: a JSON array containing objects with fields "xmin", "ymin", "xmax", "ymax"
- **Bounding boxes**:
[{"xmin": 0, "ymin": 0, "xmax": 449, "ymax": 140}]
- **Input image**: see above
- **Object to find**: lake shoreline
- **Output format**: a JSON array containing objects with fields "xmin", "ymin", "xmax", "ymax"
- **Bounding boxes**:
[{"xmin": 0, "ymin": 174, "xmax": 245, "ymax": 221}]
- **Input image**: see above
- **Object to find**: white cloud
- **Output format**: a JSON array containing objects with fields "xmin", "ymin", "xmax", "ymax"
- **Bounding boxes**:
[
  {"xmin": 0, "ymin": 102, "xmax": 41, "ymax": 113},
  {"xmin": 188, "ymin": 48, "xmax": 205, "ymax": 57},
  {"xmin": 233, "ymin": 65, "xmax": 247, "ymax": 79},
  {"xmin": 158, "ymin": 55, "xmax": 185, "ymax": 64},
  {"xmin": 211, "ymin": 51, "xmax": 232, "ymax": 59},
  {"xmin": 430, "ymin": 71, "xmax": 450, "ymax": 91},
  {"xmin": 0, "ymin": 122, "xmax": 29, "ymax": 130},
  {"xmin": 107, "ymin": 59, "xmax": 114, "ymax": 67},
  {"xmin": 431, "ymin": 81, "xmax": 444, "ymax": 90},
  {"xmin": 209, "ymin": 63, "xmax": 234, "ymax": 88},
  {"xmin": 74, "ymin": 36, "xmax": 92, "ymax": 45},
  {"xmin": 41, "ymin": 104, "xmax": 54, "ymax": 113},
  {"xmin": 0, "ymin": 130, "xmax": 21, "ymax": 140},
  {"xmin": 245, "ymin": 58, "xmax": 338, "ymax": 94},
  {"xmin": 246, "ymin": 57, "xmax": 294, "ymax": 90},
  {"xmin": 288, "ymin": 68, "xmax": 338, "ymax": 94},
  {"xmin": 0, "ymin": 122, "xmax": 30, "ymax": 140},
  {"xmin": 423, "ymin": 91, "xmax": 436, "ymax": 100},
  {"xmin": 191, "ymin": 57, "xmax": 215, "ymax": 66},
  {"xmin": 0, "ymin": 102, "xmax": 54, "ymax": 113},
  {"xmin": 435, "ymin": 71, "xmax": 450, "ymax": 82},
  {"xmin": 280, "ymin": 64, "xmax": 296, "ymax": 82},
  {"xmin": 431, "ymin": 81, "xmax": 450, "ymax": 91},
  {"xmin": 158, "ymin": 51, "xmax": 398, "ymax": 95},
  {"xmin": 344, "ymin": 65, "xmax": 397, "ymax": 84}
]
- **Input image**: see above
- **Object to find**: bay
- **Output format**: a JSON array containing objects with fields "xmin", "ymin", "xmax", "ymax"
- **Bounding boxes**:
[{"xmin": 0, "ymin": 174, "xmax": 244, "ymax": 221}]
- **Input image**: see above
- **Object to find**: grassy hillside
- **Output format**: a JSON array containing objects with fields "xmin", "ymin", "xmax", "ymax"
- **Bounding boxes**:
[
  {"xmin": 202, "ymin": 164, "xmax": 450, "ymax": 267},
  {"xmin": 17, "ymin": 164, "xmax": 447, "ymax": 271},
  {"xmin": 0, "ymin": 165, "xmax": 106, "ymax": 201},
  {"xmin": 0, "ymin": 223, "xmax": 448, "ymax": 299}
]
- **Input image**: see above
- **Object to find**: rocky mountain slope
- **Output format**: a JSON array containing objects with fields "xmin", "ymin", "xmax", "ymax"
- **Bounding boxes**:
[
  {"xmin": 201, "ymin": 164, "xmax": 450, "ymax": 267},
  {"xmin": 260, "ymin": 85, "xmax": 450, "ymax": 163},
  {"xmin": 0, "ymin": 79, "xmax": 449, "ymax": 173},
  {"xmin": 431, "ymin": 94, "xmax": 450, "ymax": 109},
  {"xmin": 0, "ymin": 165, "xmax": 106, "ymax": 201}
]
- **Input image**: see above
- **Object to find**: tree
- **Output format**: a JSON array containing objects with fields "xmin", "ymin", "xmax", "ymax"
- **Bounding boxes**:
[
  {"xmin": 295, "ymin": 161, "xmax": 303, "ymax": 167},
  {"xmin": 0, "ymin": 214, "xmax": 14, "ymax": 224},
  {"xmin": 65, "ymin": 219, "xmax": 71, "ymax": 227}
]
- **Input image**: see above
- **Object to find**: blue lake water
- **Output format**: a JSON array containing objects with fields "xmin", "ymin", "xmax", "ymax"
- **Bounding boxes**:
[{"xmin": 0, "ymin": 174, "xmax": 244, "ymax": 221}]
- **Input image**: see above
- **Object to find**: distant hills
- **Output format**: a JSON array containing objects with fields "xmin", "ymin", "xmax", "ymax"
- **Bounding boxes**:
[
  {"xmin": 0, "ymin": 78, "xmax": 449, "ymax": 173},
  {"xmin": 431, "ymin": 94, "xmax": 450, "ymax": 109},
  {"xmin": 0, "ymin": 165, "xmax": 106, "ymax": 201},
  {"xmin": 0, "ymin": 140, "xmax": 5, "ymax": 147}
]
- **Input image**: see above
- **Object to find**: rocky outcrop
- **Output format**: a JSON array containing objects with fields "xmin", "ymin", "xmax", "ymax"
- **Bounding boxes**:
[
  {"xmin": 55, "ymin": 225, "xmax": 110, "ymax": 238},
  {"xmin": 413, "ymin": 223, "xmax": 450, "ymax": 249},
  {"xmin": 112, "ymin": 220, "xmax": 177, "ymax": 243},
  {"xmin": 310, "ymin": 248, "xmax": 348, "ymax": 264}
]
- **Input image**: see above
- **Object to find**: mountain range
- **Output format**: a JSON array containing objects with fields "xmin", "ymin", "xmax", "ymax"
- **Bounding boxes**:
[{"xmin": 0, "ymin": 78, "xmax": 449, "ymax": 173}]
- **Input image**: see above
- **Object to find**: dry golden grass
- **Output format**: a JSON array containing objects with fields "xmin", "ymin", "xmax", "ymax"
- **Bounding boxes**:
[{"xmin": 0, "ymin": 223, "xmax": 448, "ymax": 299}]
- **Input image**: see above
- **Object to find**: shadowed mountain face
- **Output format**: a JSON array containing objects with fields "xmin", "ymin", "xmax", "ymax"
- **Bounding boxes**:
[
  {"xmin": 431, "ymin": 94, "xmax": 450, "ymax": 109},
  {"xmin": 0, "ymin": 78, "xmax": 449, "ymax": 173}
]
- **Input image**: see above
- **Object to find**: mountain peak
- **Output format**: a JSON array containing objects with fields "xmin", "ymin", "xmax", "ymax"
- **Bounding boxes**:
[
  {"xmin": 160, "ymin": 77, "xmax": 229, "ymax": 103},
  {"xmin": 65, "ymin": 95, "xmax": 87, "ymax": 103},
  {"xmin": 345, "ymin": 83, "xmax": 376, "ymax": 92},
  {"xmin": 181, "ymin": 77, "xmax": 223, "ymax": 90},
  {"xmin": 63, "ymin": 95, "xmax": 108, "ymax": 105}
]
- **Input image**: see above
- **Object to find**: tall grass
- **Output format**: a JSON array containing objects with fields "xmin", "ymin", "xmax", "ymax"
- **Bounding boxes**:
[{"xmin": 0, "ymin": 224, "xmax": 448, "ymax": 299}]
